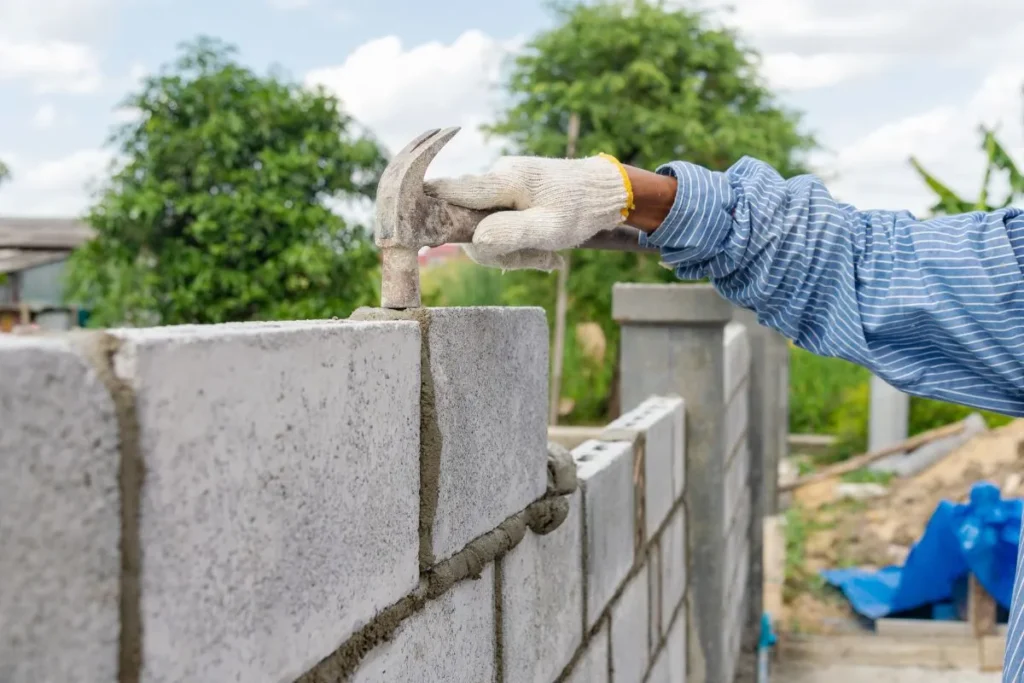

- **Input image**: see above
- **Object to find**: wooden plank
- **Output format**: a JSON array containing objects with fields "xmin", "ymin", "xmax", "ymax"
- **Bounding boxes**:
[
  {"xmin": 969, "ymin": 574, "xmax": 998, "ymax": 637},
  {"xmin": 763, "ymin": 515, "xmax": 785, "ymax": 621},
  {"xmin": 780, "ymin": 633, "xmax": 979, "ymax": 670},
  {"xmin": 547, "ymin": 425, "xmax": 605, "ymax": 451},
  {"xmin": 780, "ymin": 421, "xmax": 967, "ymax": 492},
  {"xmin": 875, "ymin": 618, "xmax": 972, "ymax": 639},
  {"xmin": 980, "ymin": 634, "xmax": 1005, "ymax": 672}
]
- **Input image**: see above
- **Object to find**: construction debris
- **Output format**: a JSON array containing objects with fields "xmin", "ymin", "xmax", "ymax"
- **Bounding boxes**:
[{"xmin": 781, "ymin": 419, "xmax": 1024, "ymax": 635}]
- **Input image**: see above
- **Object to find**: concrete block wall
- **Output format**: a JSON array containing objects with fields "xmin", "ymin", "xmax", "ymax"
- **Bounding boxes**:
[
  {"xmin": 615, "ymin": 283, "xmax": 772, "ymax": 683},
  {"xmin": 2, "ymin": 289, "xmax": 779, "ymax": 683}
]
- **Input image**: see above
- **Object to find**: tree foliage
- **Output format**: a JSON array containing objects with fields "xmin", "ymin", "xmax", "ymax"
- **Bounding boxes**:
[
  {"xmin": 911, "ymin": 125, "xmax": 1024, "ymax": 215},
  {"xmin": 471, "ymin": 0, "xmax": 816, "ymax": 421},
  {"xmin": 0, "ymin": 158, "xmax": 9, "ymax": 186},
  {"xmin": 66, "ymin": 36, "xmax": 387, "ymax": 326}
]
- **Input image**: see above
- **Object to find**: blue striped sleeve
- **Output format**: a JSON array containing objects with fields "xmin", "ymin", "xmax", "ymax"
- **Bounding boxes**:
[{"xmin": 640, "ymin": 156, "xmax": 1024, "ymax": 417}]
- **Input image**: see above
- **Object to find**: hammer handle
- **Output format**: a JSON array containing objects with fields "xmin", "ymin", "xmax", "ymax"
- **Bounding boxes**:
[{"xmin": 443, "ymin": 204, "xmax": 658, "ymax": 254}]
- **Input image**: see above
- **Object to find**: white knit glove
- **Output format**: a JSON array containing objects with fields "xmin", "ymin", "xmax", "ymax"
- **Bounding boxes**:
[{"xmin": 423, "ymin": 154, "xmax": 634, "ymax": 271}]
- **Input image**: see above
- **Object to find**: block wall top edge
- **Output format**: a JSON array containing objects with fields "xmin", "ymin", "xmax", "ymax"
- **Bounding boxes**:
[
  {"xmin": 611, "ymin": 282, "xmax": 733, "ymax": 324},
  {"xmin": 107, "ymin": 319, "xmax": 419, "ymax": 343},
  {"xmin": 604, "ymin": 395, "xmax": 683, "ymax": 432},
  {"xmin": 572, "ymin": 439, "xmax": 633, "ymax": 480},
  {"xmin": 0, "ymin": 334, "xmax": 77, "ymax": 352}
]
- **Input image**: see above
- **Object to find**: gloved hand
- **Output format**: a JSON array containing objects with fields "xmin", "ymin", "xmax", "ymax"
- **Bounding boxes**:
[{"xmin": 423, "ymin": 154, "xmax": 634, "ymax": 271}]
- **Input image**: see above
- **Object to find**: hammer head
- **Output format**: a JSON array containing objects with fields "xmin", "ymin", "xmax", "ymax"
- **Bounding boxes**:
[{"xmin": 375, "ymin": 126, "xmax": 462, "ymax": 309}]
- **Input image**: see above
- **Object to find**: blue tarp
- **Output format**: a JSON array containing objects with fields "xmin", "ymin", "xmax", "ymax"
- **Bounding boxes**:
[{"xmin": 821, "ymin": 482, "xmax": 1023, "ymax": 620}]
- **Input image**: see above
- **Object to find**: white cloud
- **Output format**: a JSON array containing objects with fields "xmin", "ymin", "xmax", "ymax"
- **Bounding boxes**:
[
  {"xmin": 267, "ymin": 0, "xmax": 312, "ymax": 9},
  {"xmin": 0, "ymin": 149, "xmax": 113, "ymax": 216},
  {"xmin": 31, "ymin": 103, "xmax": 56, "ymax": 129},
  {"xmin": 0, "ymin": 39, "xmax": 102, "ymax": 93},
  {"xmin": 818, "ymin": 65, "xmax": 1024, "ymax": 212},
  {"xmin": 758, "ymin": 53, "xmax": 887, "ymax": 91},
  {"xmin": 306, "ymin": 30, "xmax": 521, "ymax": 180},
  {"xmin": 0, "ymin": 0, "xmax": 117, "ymax": 93}
]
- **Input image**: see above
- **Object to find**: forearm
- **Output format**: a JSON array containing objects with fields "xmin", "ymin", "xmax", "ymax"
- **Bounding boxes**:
[{"xmin": 637, "ymin": 156, "xmax": 1024, "ymax": 416}]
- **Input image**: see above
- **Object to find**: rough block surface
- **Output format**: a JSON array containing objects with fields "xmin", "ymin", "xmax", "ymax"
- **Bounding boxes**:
[
  {"xmin": 611, "ymin": 564, "xmax": 650, "ymax": 683},
  {"xmin": 502, "ymin": 491, "xmax": 584, "ymax": 683},
  {"xmin": 113, "ymin": 320, "xmax": 422, "ymax": 683},
  {"xmin": 603, "ymin": 396, "xmax": 683, "ymax": 539},
  {"xmin": 574, "ymin": 439, "xmax": 635, "ymax": 628},
  {"xmin": 725, "ymin": 378, "xmax": 749, "ymax": 461},
  {"xmin": 427, "ymin": 307, "xmax": 549, "ymax": 561},
  {"xmin": 352, "ymin": 566, "xmax": 496, "ymax": 683},
  {"xmin": 648, "ymin": 540, "xmax": 661, "ymax": 649},
  {"xmin": 724, "ymin": 443, "xmax": 750, "ymax": 530},
  {"xmin": 667, "ymin": 604, "xmax": 688, "ymax": 683},
  {"xmin": 565, "ymin": 624, "xmax": 609, "ymax": 683},
  {"xmin": 0, "ymin": 336, "xmax": 121, "ymax": 683},
  {"xmin": 724, "ymin": 321, "xmax": 751, "ymax": 400},
  {"xmin": 660, "ymin": 506, "xmax": 687, "ymax": 634}
]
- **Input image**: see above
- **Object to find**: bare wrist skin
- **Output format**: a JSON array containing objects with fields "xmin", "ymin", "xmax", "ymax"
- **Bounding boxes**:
[{"xmin": 624, "ymin": 165, "xmax": 677, "ymax": 234}]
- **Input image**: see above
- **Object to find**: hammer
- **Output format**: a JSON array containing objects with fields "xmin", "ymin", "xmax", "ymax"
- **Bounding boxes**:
[{"xmin": 374, "ymin": 126, "xmax": 657, "ymax": 309}]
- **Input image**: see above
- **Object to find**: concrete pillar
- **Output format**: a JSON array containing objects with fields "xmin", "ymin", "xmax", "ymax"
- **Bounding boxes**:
[
  {"xmin": 869, "ymin": 374, "xmax": 909, "ymax": 452},
  {"xmin": 731, "ymin": 307, "xmax": 789, "ymax": 682},
  {"xmin": 613, "ymin": 282, "xmax": 735, "ymax": 683},
  {"xmin": 731, "ymin": 307, "xmax": 789, "ymax": 516}
]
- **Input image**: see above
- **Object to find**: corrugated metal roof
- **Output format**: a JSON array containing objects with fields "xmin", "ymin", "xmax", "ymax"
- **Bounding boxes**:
[
  {"xmin": 0, "ymin": 249, "xmax": 68, "ymax": 274},
  {"xmin": 0, "ymin": 217, "xmax": 94, "ymax": 250}
]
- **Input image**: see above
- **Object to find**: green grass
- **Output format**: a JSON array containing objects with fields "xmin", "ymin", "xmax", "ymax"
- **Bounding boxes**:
[{"xmin": 788, "ymin": 345, "xmax": 1014, "ymax": 463}]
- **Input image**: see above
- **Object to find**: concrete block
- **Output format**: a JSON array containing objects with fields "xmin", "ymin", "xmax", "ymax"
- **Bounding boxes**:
[
  {"xmin": 573, "ymin": 439, "xmax": 635, "ymax": 628},
  {"xmin": 565, "ymin": 623, "xmax": 609, "ymax": 683},
  {"xmin": 603, "ymin": 396, "xmax": 684, "ymax": 540},
  {"xmin": 426, "ymin": 307, "xmax": 549, "ymax": 562},
  {"xmin": 610, "ymin": 564, "xmax": 651, "ymax": 683},
  {"xmin": 725, "ymin": 497, "xmax": 751, "ymax": 605},
  {"xmin": 613, "ymin": 283, "xmax": 734, "ymax": 324},
  {"xmin": 648, "ymin": 540, "xmax": 661, "ymax": 649},
  {"xmin": 724, "ymin": 443, "xmax": 749, "ymax": 530},
  {"xmin": 648, "ymin": 643, "xmax": 670, "ymax": 683},
  {"xmin": 112, "ymin": 320, "xmax": 422, "ymax": 683},
  {"xmin": 725, "ymin": 378, "xmax": 748, "ymax": 461},
  {"xmin": 502, "ymin": 491, "xmax": 584, "ymax": 683},
  {"xmin": 724, "ymin": 321, "xmax": 750, "ymax": 400},
  {"xmin": 660, "ymin": 506, "xmax": 687, "ymax": 634},
  {"xmin": 0, "ymin": 336, "xmax": 120, "ymax": 683},
  {"xmin": 667, "ymin": 604, "xmax": 687, "ymax": 683},
  {"xmin": 352, "ymin": 565, "xmax": 496, "ymax": 682}
]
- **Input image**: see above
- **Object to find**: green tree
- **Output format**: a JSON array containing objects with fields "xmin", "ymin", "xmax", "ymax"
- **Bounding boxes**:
[
  {"xmin": 0, "ymin": 158, "xmax": 9, "ymax": 186},
  {"xmin": 477, "ymin": 0, "xmax": 816, "ymax": 421},
  {"xmin": 66, "ymin": 36, "xmax": 387, "ymax": 326}
]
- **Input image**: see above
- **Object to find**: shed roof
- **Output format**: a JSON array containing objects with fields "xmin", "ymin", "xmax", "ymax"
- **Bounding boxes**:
[{"xmin": 0, "ymin": 217, "xmax": 94, "ymax": 250}]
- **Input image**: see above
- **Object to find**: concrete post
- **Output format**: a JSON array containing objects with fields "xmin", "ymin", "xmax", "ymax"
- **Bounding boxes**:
[
  {"xmin": 613, "ymin": 282, "xmax": 734, "ymax": 683},
  {"xmin": 869, "ymin": 374, "xmax": 909, "ymax": 452},
  {"xmin": 731, "ymin": 307, "xmax": 789, "ymax": 682}
]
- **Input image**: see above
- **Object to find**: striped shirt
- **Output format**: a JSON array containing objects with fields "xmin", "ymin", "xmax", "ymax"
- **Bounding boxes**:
[{"xmin": 640, "ymin": 157, "xmax": 1024, "ymax": 680}]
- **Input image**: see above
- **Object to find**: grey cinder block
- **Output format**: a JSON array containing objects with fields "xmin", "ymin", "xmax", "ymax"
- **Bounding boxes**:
[
  {"xmin": 351, "ymin": 565, "xmax": 496, "ymax": 682},
  {"xmin": 111, "ymin": 320, "xmax": 422, "ymax": 683},
  {"xmin": 501, "ymin": 491, "xmax": 584, "ymax": 683},
  {"xmin": 0, "ymin": 336, "xmax": 121, "ymax": 683},
  {"xmin": 425, "ymin": 307, "xmax": 549, "ymax": 562},
  {"xmin": 565, "ymin": 622, "xmax": 609, "ymax": 683},
  {"xmin": 603, "ymin": 396, "xmax": 684, "ymax": 541},
  {"xmin": 660, "ymin": 506, "xmax": 687, "ymax": 634},
  {"xmin": 610, "ymin": 564, "xmax": 651, "ymax": 683},
  {"xmin": 573, "ymin": 439, "xmax": 635, "ymax": 629}
]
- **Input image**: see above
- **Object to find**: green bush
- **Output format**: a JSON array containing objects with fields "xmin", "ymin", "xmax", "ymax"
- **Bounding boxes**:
[{"xmin": 788, "ymin": 344, "xmax": 1014, "ymax": 461}]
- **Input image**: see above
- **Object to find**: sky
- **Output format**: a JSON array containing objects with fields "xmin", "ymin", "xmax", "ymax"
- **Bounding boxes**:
[{"xmin": 0, "ymin": 0, "xmax": 1022, "ymax": 218}]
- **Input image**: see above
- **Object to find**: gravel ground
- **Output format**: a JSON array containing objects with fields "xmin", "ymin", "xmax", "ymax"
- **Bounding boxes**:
[{"xmin": 776, "ymin": 664, "xmax": 1001, "ymax": 682}]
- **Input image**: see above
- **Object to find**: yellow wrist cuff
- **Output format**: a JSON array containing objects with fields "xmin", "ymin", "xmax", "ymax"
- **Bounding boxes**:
[{"xmin": 598, "ymin": 153, "xmax": 635, "ymax": 220}]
